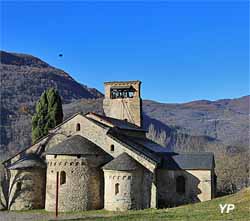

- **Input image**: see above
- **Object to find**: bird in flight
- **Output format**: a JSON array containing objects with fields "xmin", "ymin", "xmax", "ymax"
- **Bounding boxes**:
[{"xmin": 58, "ymin": 54, "xmax": 63, "ymax": 57}]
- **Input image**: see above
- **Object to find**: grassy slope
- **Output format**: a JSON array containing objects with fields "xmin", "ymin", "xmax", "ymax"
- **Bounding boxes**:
[{"xmin": 31, "ymin": 187, "xmax": 249, "ymax": 221}]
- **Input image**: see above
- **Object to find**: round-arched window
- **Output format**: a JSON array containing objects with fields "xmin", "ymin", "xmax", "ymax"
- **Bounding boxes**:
[
  {"xmin": 60, "ymin": 171, "xmax": 66, "ymax": 185},
  {"xmin": 76, "ymin": 123, "xmax": 81, "ymax": 131},
  {"xmin": 115, "ymin": 183, "xmax": 120, "ymax": 195},
  {"xmin": 110, "ymin": 144, "xmax": 114, "ymax": 152}
]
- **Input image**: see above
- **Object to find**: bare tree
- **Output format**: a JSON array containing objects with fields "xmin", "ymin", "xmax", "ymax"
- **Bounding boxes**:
[
  {"xmin": 147, "ymin": 124, "xmax": 157, "ymax": 142},
  {"xmin": 146, "ymin": 124, "xmax": 169, "ymax": 148},
  {"xmin": 213, "ymin": 145, "xmax": 250, "ymax": 195}
]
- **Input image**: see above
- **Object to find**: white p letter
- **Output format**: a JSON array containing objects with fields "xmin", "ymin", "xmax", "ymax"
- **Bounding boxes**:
[{"xmin": 226, "ymin": 204, "xmax": 235, "ymax": 213}]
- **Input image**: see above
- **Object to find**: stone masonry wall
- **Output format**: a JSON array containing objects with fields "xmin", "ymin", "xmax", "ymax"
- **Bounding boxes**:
[
  {"xmin": 103, "ymin": 81, "xmax": 142, "ymax": 127},
  {"xmin": 77, "ymin": 116, "xmax": 157, "ymax": 209},
  {"xmin": 8, "ymin": 168, "xmax": 46, "ymax": 210},
  {"xmin": 103, "ymin": 165, "xmax": 155, "ymax": 211},
  {"xmin": 5, "ymin": 114, "xmax": 157, "ymax": 211},
  {"xmin": 45, "ymin": 154, "xmax": 107, "ymax": 212},
  {"xmin": 103, "ymin": 99, "xmax": 142, "ymax": 127},
  {"xmin": 157, "ymin": 169, "xmax": 213, "ymax": 208},
  {"xmin": 78, "ymin": 117, "xmax": 156, "ymax": 172},
  {"xmin": 6, "ymin": 114, "xmax": 155, "ymax": 173},
  {"xmin": 104, "ymin": 169, "xmax": 143, "ymax": 211}
]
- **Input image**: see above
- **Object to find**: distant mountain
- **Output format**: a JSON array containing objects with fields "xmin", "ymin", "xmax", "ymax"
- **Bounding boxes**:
[
  {"xmin": 63, "ymin": 96, "xmax": 249, "ymax": 150},
  {"xmin": 0, "ymin": 51, "xmax": 249, "ymax": 160},
  {"xmin": 0, "ymin": 50, "xmax": 103, "ymax": 104},
  {"xmin": 143, "ymin": 96, "xmax": 249, "ymax": 147},
  {"xmin": 0, "ymin": 50, "xmax": 103, "ymax": 154}
]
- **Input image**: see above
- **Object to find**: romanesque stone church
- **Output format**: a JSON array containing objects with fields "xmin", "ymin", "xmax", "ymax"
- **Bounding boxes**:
[{"xmin": 2, "ymin": 81, "xmax": 216, "ymax": 211}]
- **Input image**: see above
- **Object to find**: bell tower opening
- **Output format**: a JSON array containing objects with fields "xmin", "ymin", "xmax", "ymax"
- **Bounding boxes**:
[
  {"xmin": 110, "ymin": 86, "xmax": 135, "ymax": 99},
  {"xmin": 103, "ymin": 81, "xmax": 142, "ymax": 127}
]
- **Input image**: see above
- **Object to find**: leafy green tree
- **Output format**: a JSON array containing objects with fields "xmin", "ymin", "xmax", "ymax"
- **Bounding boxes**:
[{"xmin": 32, "ymin": 88, "xmax": 63, "ymax": 143}]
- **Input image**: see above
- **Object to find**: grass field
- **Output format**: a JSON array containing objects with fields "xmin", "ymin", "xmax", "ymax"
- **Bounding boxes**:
[
  {"xmin": 58, "ymin": 188, "xmax": 250, "ymax": 221},
  {"xmin": 15, "ymin": 187, "xmax": 248, "ymax": 221}
]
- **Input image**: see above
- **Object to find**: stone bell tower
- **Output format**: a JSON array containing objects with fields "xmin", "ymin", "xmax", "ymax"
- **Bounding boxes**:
[{"xmin": 103, "ymin": 81, "xmax": 142, "ymax": 127}]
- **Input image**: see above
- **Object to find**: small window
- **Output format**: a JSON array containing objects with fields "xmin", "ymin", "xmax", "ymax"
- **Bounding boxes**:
[
  {"xmin": 115, "ymin": 183, "xmax": 120, "ymax": 195},
  {"xmin": 76, "ymin": 123, "xmax": 81, "ymax": 131},
  {"xmin": 16, "ymin": 182, "xmax": 22, "ymax": 191},
  {"xmin": 128, "ymin": 91, "xmax": 134, "ymax": 98},
  {"xmin": 110, "ymin": 145, "xmax": 114, "ymax": 152},
  {"xmin": 176, "ymin": 176, "xmax": 186, "ymax": 194},
  {"xmin": 60, "ymin": 171, "xmax": 66, "ymax": 185}
]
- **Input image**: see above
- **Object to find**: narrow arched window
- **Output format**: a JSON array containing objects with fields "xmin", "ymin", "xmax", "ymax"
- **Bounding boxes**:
[
  {"xmin": 115, "ymin": 183, "xmax": 120, "ymax": 195},
  {"xmin": 60, "ymin": 171, "xmax": 66, "ymax": 185},
  {"xmin": 76, "ymin": 123, "xmax": 81, "ymax": 131},
  {"xmin": 16, "ymin": 182, "xmax": 22, "ymax": 192},
  {"xmin": 110, "ymin": 144, "xmax": 114, "ymax": 152},
  {"xmin": 176, "ymin": 176, "xmax": 186, "ymax": 194}
]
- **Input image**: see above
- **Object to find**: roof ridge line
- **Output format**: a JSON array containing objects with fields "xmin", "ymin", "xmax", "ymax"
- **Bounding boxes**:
[
  {"xmin": 3, "ymin": 112, "xmax": 84, "ymax": 164},
  {"xmin": 86, "ymin": 112, "xmax": 115, "ymax": 128}
]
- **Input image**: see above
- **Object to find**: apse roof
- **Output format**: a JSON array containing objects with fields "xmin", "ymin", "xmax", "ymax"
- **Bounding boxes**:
[
  {"xmin": 102, "ymin": 152, "xmax": 142, "ymax": 171},
  {"xmin": 7, "ymin": 154, "xmax": 46, "ymax": 170},
  {"xmin": 46, "ymin": 135, "xmax": 106, "ymax": 155}
]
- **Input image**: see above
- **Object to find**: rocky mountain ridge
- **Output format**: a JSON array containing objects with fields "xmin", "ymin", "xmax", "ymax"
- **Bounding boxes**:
[
  {"xmin": 0, "ymin": 51, "xmax": 249, "ymax": 160},
  {"xmin": 0, "ymin": 50, "xmax": 103, "ymax": 155}
]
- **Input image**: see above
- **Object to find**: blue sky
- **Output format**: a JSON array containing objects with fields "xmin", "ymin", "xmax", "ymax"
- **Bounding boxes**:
[{"xmin": 1, "ymin": 1, "xmax": 249, "ymax": 103}]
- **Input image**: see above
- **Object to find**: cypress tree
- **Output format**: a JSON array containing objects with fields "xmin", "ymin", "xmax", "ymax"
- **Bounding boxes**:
[{"xmin": 32, "ymin": 88, "xmax": 63, "ymax": 143}]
